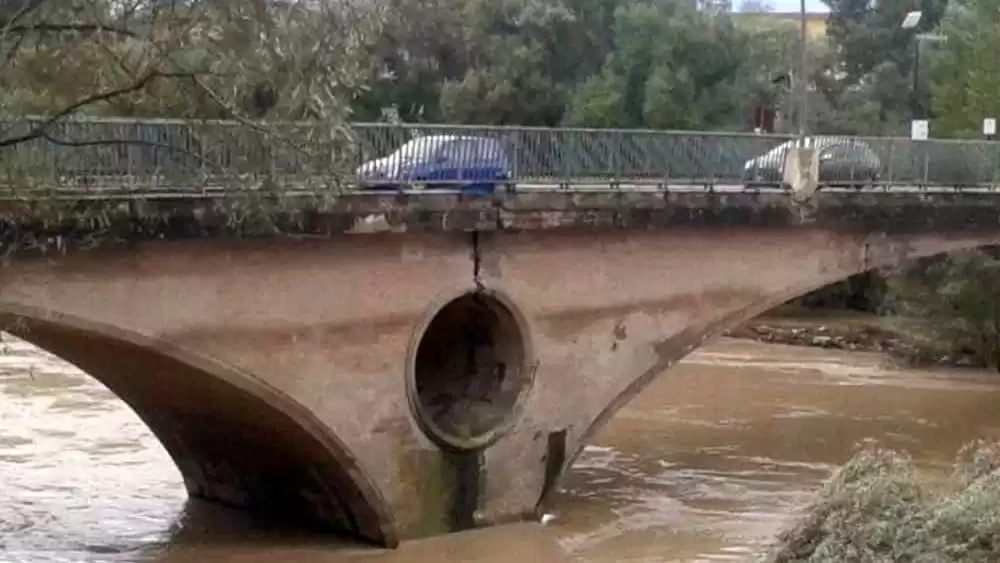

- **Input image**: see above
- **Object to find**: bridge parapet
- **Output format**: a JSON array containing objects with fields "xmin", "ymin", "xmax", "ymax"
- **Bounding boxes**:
[{"xmin": 2, "ymin": 118, "xmax": 1000, "ymax": 193}]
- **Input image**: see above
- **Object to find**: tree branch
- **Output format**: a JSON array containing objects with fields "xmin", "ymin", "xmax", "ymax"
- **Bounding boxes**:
[
  {"xmin": 0, "ymin": 0, "xmax": 47, "ymax": 34},
  {"xmin": 0, "ymin": 70, "xmax": 200, "ymax": 148},
  {"xmin": 38, "ymin": 130, "xmax": 220, "ymax": 170},
  {"xmin": 3, "ymin": 22, "xmax": 137, "ymax": 37},
  {"xmin": 190, "ymin": 75, "xmax": 314, "ymax": 158},
  {"xmin": 1, "ymin": 20, "xmax": 28, "ymax": 69}
]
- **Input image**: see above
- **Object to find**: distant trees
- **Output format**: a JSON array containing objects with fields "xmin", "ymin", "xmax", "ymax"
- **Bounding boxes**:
[
  {"xmin": 2, "ymin": 0, "xmax": 988, "ymax": 140},
  {"xmin": 930, "ymin": 0, "xmax": 1000, "ymax": 137},
  {"xmin": 355, "ymin": 0, "xmax": 808, "ymax": 130}
]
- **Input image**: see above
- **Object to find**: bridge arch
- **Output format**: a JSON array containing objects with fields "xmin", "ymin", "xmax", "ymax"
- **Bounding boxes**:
[
  {"xmin": 535, "ymin": 232, "xmax": 1000, "ymax": 512},
  {"xmin": 0, "ymin": 304, "xmax": 398, "ymax": 547}
]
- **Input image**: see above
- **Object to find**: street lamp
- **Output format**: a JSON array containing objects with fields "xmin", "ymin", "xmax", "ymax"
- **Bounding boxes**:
[
  {"xmin": 901, "ymin": 10, "xmax": 921, "ymax": 30},
  {"xmin": 901, "ymin": 11, "xmax": 923, "ymax": 121},
  {"xmin": 796, "ymin": 0, "xmax": 808, "ymax": 142},
  {"xmin": 901, "ymin": 10, "xmax": 947, "ymax": 123}
]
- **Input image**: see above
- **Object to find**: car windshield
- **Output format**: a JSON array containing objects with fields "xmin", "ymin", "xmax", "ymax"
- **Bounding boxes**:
[
  {"xmin": 762, "ymin": 136, "xmax": 847, "ymax": 159},
  {"xmin": 393, "ymin": 137, "xmax": 448, "ymax": 160}
]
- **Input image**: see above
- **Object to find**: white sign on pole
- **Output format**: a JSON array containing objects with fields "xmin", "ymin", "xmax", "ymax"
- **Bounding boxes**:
[
  {"xmin": 910, "ymin": 119, "xmax": 929, "ymax": 141},
  {"xmin": 984, "ymin": 118, "xmax": 996, "ymax": 136}
]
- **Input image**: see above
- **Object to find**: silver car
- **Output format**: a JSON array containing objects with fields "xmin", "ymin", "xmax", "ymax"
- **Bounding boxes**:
[{"xmin": 743, "ymin": 136, "xmax": 881, "ymax": 187}]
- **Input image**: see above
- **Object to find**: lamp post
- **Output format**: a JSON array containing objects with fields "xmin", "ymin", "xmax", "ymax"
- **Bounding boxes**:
[
  {"xmin": 901, "ymin": 11, "xmax": 947, "ymax": 125},
  {"xmin": 901, "ymin": 11, "xmax": 923, "ymax": 120},
  {"xmin": 796, "ymin": 0, "xmax": 808, "ymax": 143}
]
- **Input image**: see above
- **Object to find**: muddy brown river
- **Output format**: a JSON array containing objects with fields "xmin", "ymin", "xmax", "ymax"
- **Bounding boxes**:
[{"xmin": 4, "ymin": 335, "xmax": 1000, "ymax": 562}]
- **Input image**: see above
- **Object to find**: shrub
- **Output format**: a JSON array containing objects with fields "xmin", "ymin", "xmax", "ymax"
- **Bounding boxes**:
[{"xmin": 768, "ymin": 440, "xmax": 1000, "ymax": 563}]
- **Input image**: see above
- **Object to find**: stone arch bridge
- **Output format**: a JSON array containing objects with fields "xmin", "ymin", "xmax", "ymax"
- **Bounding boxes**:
[{"xmin": 2, "ymin": 188, "xmax": 999, "ymax": 547}]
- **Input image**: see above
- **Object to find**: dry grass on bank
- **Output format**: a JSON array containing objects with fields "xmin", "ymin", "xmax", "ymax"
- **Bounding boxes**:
[{"xmin": 768, "ymin": 440, "xmax": 1000, "ymax": 563}]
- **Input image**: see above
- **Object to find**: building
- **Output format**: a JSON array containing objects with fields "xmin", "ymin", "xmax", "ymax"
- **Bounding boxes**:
[
  {"xmin": 699, "ymin": 0, "xmax": 734, "ymax": 11},
  {"xmin": 736, "ymin": 11, "xmax": 829, "ymax": 41}
]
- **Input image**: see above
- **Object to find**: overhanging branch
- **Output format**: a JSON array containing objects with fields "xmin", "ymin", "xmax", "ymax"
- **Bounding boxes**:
[
  {"xmin": 0, "ymin": 70, "xmax": 200, "ymax": 148},
  {"xmin": 3, "ymin": 23, "xmax": 137, "ymax": 37}
]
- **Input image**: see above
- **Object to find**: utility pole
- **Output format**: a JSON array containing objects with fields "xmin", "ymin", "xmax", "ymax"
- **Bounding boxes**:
[
  {"xmin": 796, "ymin": 0, "xmax": 808, "ymax": 142},
  {"xmin": 901, "ymin": 11, "xmax": 947, "ymax": 136}
]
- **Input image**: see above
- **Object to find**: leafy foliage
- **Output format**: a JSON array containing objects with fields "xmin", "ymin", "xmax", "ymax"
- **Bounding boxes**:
[
  {"xmin": 770, "ymin": 440, "xmax": 1000, "ymax": 563},
  {"xmin": 930, "ymin": 0, "xmax": 1000, "ymax": 138},
  {"xmin": 0, "ymin": 0, "xmax": 990, "ymax": 140},
  {"xmin": 880, "ymin": 250, "xmax": 1000, "ymax": 371},
  {"xmin": 0, "ymin": 0, "xmax": 387, "ymax": 189},
  {"xmin": 1, "ymin": 0, "xmax": 385, "ymax": 121},
  {"xmin": 822, "ymin": 0, "xmax": 948, "ymax": 133}
]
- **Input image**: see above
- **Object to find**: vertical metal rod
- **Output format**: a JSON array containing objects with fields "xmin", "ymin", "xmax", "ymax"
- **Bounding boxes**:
[
  {"xmin": 912, "ymin": 39, "xmax": 922, "ymax": 120},
  {"xmin": 797, "ymin": 0, "xmax": 809, "ymax": 142}
]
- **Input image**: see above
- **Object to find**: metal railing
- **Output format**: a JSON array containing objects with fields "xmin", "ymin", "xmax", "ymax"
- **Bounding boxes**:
[{"xmin": 1, "ymin": 117, "xmax": 1000, "ymax": 193}]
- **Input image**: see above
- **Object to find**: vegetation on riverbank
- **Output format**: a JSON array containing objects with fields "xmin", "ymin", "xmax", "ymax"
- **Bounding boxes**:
[
  {"xmin": 725, "ymin": 315, "xmax": 939, "ymax": 365},
  {"xmin": 754, "ymin": 248, "xmax": 1000, "ymax": 372},
  {"xmin": 729, "ymin": 309, "xmax": 988, "ymax": 370},
  {"xmin": 768, "ymin": 439, "xmax": 1000, "ymax": 563}
]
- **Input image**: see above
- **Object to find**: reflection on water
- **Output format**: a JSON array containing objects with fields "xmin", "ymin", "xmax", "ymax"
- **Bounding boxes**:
[{"xmin": 4, "ymin": 335, "xmax": 1000, "ymax": 562}]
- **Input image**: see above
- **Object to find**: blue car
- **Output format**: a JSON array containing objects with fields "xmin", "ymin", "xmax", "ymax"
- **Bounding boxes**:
[{"xmin": 356, "ymin": 134, "xmax": 512, "ymax": 194}]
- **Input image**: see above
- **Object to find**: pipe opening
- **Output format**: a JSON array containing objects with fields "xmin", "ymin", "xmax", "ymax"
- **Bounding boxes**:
[{"xmin": 412, "ymin": 292, "xmax": 530, "ymax": 450}]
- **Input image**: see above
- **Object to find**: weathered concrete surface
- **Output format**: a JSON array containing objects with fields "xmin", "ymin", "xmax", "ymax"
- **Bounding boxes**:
[
  {"xmin": 8, "ymin": 190, "xmax": 1000, "ymax": 243},
  {"xmin": 4, "ymin": 190, "xmax": 1000, "ymax": 546}
]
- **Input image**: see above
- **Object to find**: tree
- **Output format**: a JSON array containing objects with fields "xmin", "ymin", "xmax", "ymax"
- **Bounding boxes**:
[
  {"xmin": 351, "ymin": 0, "xmax": 470, "ymax": 122},
  {"xmin": 563, "ymin": 69, "xmax": 626, "ymax": 128},
  {"xmin": 437, "ymin": 0, "xmax": 575, "ymax": 125},
  {"xmin": 822, "ymin": 0, "xmax": 949, "ymax": 133},
  {"xmin": 883, "ymin": 249, "xmax": 1000, "ymax": 371},
  {"xmin": 736, "ymin": 15, "xmax": 802, "ymax": 132},
  {"xmin": 738, "ymin": 0, "xmax": 773, "ymax": 12},
  {"xmin": 930, "ymin": 0, "xmax": 1000, "ymax": 137},
  {"xmin": 356, "ymin": 0, "xmax": 627, "ymax": 126},
  {"xmin": 564, "ymin": 0, "xmax": 760, "ymax": 130},
  {"xmin": 0, "ymin": 0, "xmax": 386, "ymax": 185}
]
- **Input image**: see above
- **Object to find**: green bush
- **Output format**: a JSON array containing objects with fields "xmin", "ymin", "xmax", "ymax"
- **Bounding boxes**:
[
  {"xmin": 882, "ymin": 249, "xmax": 1000, "ymax": 371},
  {"xmin": 768, "ymin": 440, "xmax": 1000, "ymax": 563}
]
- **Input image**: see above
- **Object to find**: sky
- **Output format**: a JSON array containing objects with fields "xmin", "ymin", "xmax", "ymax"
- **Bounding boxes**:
[{"xmin": 757, "ymin": 0, "xmax": 829, "ymax": 12}]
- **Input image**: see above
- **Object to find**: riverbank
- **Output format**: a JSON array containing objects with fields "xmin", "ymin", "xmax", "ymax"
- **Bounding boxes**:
[{"xmin": 725, "ymin": 309, "xmax": 981, "ymax": 368}]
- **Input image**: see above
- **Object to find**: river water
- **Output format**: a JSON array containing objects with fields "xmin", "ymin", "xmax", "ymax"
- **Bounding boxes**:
[{"xmin": 4, "ymin": 335, "xmax": 1000, "ymax": 563}]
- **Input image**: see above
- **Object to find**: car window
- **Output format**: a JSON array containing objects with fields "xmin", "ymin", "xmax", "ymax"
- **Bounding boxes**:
[
  {"xmin": 442, "ymin": 139, "xmax": 482, "ymax": 163},
  {"xmin": 396, "ymin": 137, "xmax": 443, "ymax": 161},
  {"xmin": 824, "ymin": 142, "xmax": 864, "ymax": 158},
  {"xmin": 479, "ymin": 139, "xmax": 504, "ymax": 160},
  {"xmin": 430, "ymin": 138, "xmax": 506, "ymax": 164},
  {"xmin": 434, "ymin": 140, "xmax": 463, "ymax": 162},
  {"xmin": 470, "ymin": 140, "xmax": 490, "ymax": 160},
  {"xmin": 457, "ymin": 140, "xmax": 479, "ymax": 163}
]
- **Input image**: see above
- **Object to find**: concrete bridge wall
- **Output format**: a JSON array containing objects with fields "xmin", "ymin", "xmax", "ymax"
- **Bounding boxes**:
[{"xmin": 1, "ymin": 220, "xmax": 996, "ymax": 546}]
